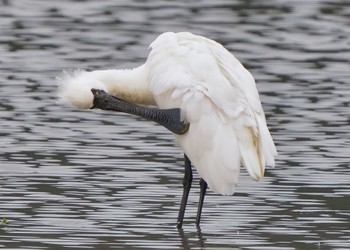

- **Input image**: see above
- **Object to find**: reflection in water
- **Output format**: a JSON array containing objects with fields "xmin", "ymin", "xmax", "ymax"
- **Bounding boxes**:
[
  {"xmin": 0, "ymin": 0, "xmax": 349, "ymax": 249},
  {"xmin": 178, "ymin": 228, "xmax": 207, "ymax": 250},
  {"xmin": 178, "ymin": 228, "xmax": 191, "ymax": 249}
]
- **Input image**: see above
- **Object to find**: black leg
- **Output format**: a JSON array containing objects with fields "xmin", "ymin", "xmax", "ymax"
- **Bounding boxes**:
[
  {"xmin": 177, "ymin": 154, "xmax": 193, "ymax": 228},
  {"xmin": 196, "ymin": 178, "xmax": 207, "ymax": 227}
]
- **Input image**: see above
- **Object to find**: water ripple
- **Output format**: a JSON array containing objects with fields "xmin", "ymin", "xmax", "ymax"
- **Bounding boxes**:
[{"xmin": 1, "ymin": 0, "xmax": 349, "ymax": 249}]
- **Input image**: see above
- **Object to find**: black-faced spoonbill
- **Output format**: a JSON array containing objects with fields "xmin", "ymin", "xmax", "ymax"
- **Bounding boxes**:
[{"xmin": 58, "ymin": 32, "xmax": 277, "ymax": 228}]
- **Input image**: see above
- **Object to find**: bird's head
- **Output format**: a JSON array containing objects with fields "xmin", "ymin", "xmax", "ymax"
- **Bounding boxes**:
[
  {"xmin": 57, "ymin": 70, "xmax": 107, "ymax": 109},
  {"xmin": 90, "ymin": 88, "xmax": 110, "ymax": 109}
]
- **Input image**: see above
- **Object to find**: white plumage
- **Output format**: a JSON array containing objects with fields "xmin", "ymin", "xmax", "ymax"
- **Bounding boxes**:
[{"xmin": 59, "ymin": 31, "xmax": 277, "ymax": 195}]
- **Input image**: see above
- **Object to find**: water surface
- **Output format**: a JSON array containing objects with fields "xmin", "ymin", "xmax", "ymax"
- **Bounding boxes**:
[{"xmin": 0, "ymin": 0, "xmax": 349, "ymax": 249}]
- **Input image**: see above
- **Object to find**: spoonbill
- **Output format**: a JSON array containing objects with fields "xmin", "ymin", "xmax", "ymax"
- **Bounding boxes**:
[{"xmin": 58, "ymin": 32, "xmax": 277, "ymax": 228}]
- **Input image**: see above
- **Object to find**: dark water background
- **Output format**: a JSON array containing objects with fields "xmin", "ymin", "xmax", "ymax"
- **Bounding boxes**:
[{"xmin": 0, "ymin": 0, "xmax": 349, "ymax": 249}]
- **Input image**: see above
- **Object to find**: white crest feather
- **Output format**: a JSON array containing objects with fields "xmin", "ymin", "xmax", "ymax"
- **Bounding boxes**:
[{"xmin": 57, "ymin": 70, "xmax": 107, "ymax": 109}]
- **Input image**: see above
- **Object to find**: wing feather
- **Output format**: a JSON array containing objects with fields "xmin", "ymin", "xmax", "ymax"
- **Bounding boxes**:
[
  {"xmin": 146, "ymin": 32, "xmax": 276, "ymax": 194},
  {"xmin": 201, "ymin": 35, "xmax": 278, "ymax": 168}
]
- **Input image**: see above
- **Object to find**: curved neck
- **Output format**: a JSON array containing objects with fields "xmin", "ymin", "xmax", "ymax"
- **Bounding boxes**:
[{"xmin": 90, "ymin": 64, "xmax": 156, "ymax": 105}]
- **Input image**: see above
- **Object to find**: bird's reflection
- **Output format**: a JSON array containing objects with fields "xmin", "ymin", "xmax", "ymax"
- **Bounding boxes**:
[
  {"xmin": 177, "ymin": 228, "xmax": 190, "ymax": 249},
  {"xmin": 196, "ymin": 227, "xmax": 205, "ymax": 248},
  {"xmin": 177, "ymin": 226, "xmax": 205, "ymax": 249}
]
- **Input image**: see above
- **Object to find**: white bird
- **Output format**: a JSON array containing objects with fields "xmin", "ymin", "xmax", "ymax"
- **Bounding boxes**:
[{"xmin": 58, "ymin": 32, "xmax": 277, "ymax": 228}]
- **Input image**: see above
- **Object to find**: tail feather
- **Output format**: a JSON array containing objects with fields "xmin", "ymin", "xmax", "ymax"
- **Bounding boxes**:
[
  {"xmin": 256, "ymin": 115, "xmax": 277, "ymax": 168},
  {"xmin": 237, "ymin": 127, "xmax": 264, "ymax": 181}
]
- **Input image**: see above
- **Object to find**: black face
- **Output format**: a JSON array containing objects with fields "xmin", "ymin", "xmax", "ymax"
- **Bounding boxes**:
[
  {"xmin": 90, "ymin": 88, "xmax": 99, "ymax": 109},
  {"xmin": 91, "ymin": 88, "xmax": 108, "ymax": 107},
  {"xmin": 91, "ymin": 88, "xmax": 125, "ymax": 112}
]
